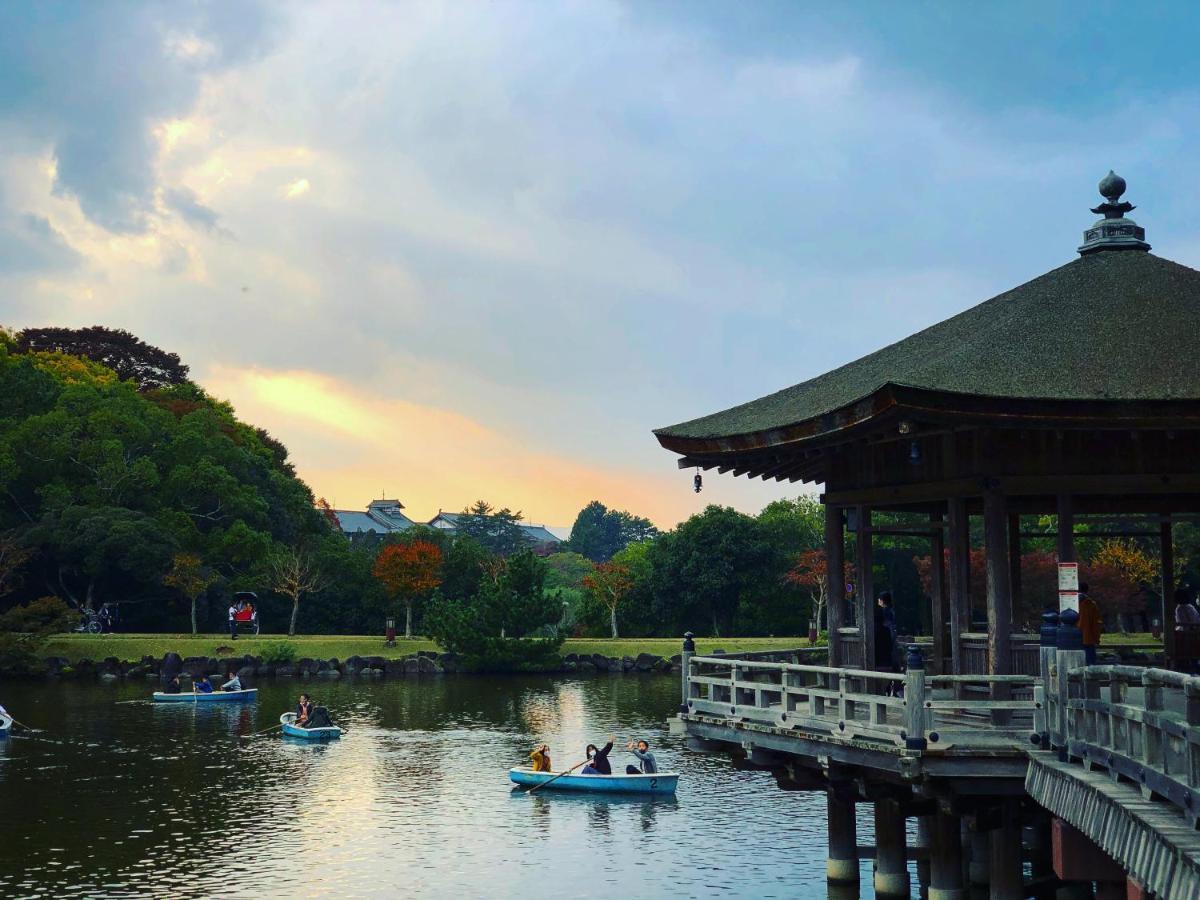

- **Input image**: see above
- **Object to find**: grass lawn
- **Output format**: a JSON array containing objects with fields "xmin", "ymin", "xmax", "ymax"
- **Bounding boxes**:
[{"xmin": 42, "ymin": 633, "xmax": 817, "ymax": 664}]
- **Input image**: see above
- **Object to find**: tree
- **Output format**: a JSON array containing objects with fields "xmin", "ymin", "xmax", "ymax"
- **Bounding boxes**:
[
  {"xmin": 784, "ymin": 549, "xmax": 853, "ymax": 633},
  {"xmin": 0, "ymin": 595, "xmax": 76, "ymax": 668},
  {"xmin": 647, "ymin": 505, "xmax": 775, "ymax": 637},
  {"xmin": 456, "ymin": 500, "xmax": 528, "ymax": 556},
  {"xmin": 566, "ymin": 500, "xmax": 659, "ymax": 562},
  {"xmin": 17, "ymin": 326, "xmax": 190, "ymax": 390},
  {"xmin": 268, "ymin": 547, "xmax": 331, "ymax": 635},
  {"xmin": 0, "ymin": 530, "xmax": 33, "ymax": 599},
  {"xmin": 424, "ymin": 550, "xmax": 561, "ymax": 670},
  {"xmin": 163, "ymin": 552, "xmax": 219, "ymax": 634},
  {"xmin": 372, "ymin": 540, "xmax": 443, "ymax": 638},
  {"xmin": 543, "ymin": 551, "xmax": 594, "ymax": 592},
  {"xmin": 583, "ymin": 561, "xmax": 635, "ymax": 638}
]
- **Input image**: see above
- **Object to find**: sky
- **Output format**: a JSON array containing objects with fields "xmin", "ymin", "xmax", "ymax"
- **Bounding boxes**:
[{"xmin": 3, "ymin": 1, "xmax": 1200, "ymax": 532}]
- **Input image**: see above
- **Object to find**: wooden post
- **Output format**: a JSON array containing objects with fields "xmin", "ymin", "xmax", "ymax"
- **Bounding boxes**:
[
  {"xmin": 1007, "ymin": 512, "xmax": 1022, "ymax": 623},
  {"xmin": 826, "ymin": 791, "xmax": 858, "ymax": 884},
  {"xmin": 947, "ymin": 497, "xmax": 970, "ymax": 677},
  {"xmin": 930, "ymin": 512, "xmax": 947, "ymax": 675},
  {"xmin": 855, "ymin": 506, "xmax": 875, "ymax": 672},
  {"xmin": 915, "ymin": 815, "xmax": 932, "ymax": 896},
  {"xmin": 1161, "ymin": 519, "xmax": 1176, "ymax": 668},
  {"xmin": 929, "ymin": 808, "xmax": 965, "ymax": 900},
  {"xmin": 984, "ymin": 486, "xmax": 1013, "ymax": 724},
  {"xmin": 1056, "ymin": 494, "xmax": 1076, "ymax": 564},
  {"xmin": 826, "ymin": 503, "xmax": 845, "ymax": 668},
  {"xmin": 989, "ymin": 799, "xmax": 1023, "ymax": 900},
  {"xmin": 679, "ymin": 632, "xmax": 695, "ymax": 713},
  {"xmin": 967, "ymin": 828, "xmax": 990, "ymax": 887},
  {"xmin": 904, "ymin": 646, "xmax": 927, "ymax": 750},
  {"xmin": 873, "ymin": 798, "xmax": 909, "ymax": 897}
]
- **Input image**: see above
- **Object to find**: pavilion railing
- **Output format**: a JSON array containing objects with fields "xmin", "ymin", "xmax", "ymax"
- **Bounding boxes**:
[
  {"xmin": 1063, "ymin": 664, "xmax": 1200, "ymax": 827},
  {"xmin": 684, "ymin": 652, "xmax": 1039, "ymax": 752}
]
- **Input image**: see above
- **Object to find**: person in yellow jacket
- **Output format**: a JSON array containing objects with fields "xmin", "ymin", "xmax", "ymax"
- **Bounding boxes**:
[
  {"xmin": 529, "ymin": 744, "xmax": 552, "ymax": 772},
  {"xmin": 1077, "ymin": 582, "xmax": 1102, "ymax": 665}
]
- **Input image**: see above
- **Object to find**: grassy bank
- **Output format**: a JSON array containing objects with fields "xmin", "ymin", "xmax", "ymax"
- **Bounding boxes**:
[{"xmin": 41, "ymin": 633, "xmax": 818, "ymax": 664}]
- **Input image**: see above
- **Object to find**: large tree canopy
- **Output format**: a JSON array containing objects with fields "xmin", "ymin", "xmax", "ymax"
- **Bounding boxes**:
[
  {"xmin": 17, "ymin": 326, "xmax": 190, "ymax": 390},
  {"xmin": 566, "ymin": 500, "xmax": 658, "ymax": 562}
]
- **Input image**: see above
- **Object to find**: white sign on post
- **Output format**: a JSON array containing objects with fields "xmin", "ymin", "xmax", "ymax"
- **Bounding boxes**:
[
  {"xmin": 1057, "ymin": 562, "xmax": 1079, "ymax": 592},
  {"xmin": 1059, "ymin": 590, "xmax": 1080, "ymax": 612}
]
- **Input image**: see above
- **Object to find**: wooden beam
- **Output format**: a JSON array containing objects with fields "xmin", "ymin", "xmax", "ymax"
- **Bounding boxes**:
[
  {"xmin": 826, "ymin": 503, "xmax": 845, "ymax": 668},
  {"xmin": 824, "ymin": 473, "xmax": 1200, "ymax": 508},
  {"xmin": 855, "ymin": 506, "xmax": 875, "ymax": 671},
  {"xmin": 947, "ymin": 497, "xmax": 970, "ymax": 677},
  {"xmin": 929, "ymin": 512, "xmax": 947, "ymax": 676}
]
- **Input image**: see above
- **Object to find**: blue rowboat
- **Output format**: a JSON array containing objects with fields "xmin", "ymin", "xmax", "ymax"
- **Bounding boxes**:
[
  {"xmin": 153, "ymin": 689, "xmax": 258, "ymax": 703},
  {"xmin": 0, "ymin": 714, "xmax": 11, "ymax": 738},
  {"xmin": 280, "ymin": 712, "xmax": 342, "ymax": 740},
  {"xmin": 508, "ymin": 767, "xmax": 679, "ymax": 795}
]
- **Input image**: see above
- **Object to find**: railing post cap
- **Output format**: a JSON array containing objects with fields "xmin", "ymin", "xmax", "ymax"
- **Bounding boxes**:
[
  {"xmin": 905, "ymin": 644, "xmax": 925, "ymax": 671},
  {"xmin": 682, "ymin": 632, "xmax": 696, "ymax": 652},
  {"xmin": 1040, "ymin": 608, "xmax": 1060, "ymax": 647}
]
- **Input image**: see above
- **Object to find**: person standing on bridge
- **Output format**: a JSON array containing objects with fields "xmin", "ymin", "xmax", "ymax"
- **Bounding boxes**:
[{"xmin": 1078, "ymin": 582, "xmax": 1102, "ymax": 665}]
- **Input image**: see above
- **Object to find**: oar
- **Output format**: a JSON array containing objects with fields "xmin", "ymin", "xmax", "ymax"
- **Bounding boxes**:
[
  {"xmin": 526, "ymin": 758, "xmax": 589, "ymax": 795},
  {"xmin": 8, "ymin": 717, "xmax": 40, "ymax": 733},
  {"xmin": 238, "ymin": 723, "xmax": 283, "ymax": 743}
]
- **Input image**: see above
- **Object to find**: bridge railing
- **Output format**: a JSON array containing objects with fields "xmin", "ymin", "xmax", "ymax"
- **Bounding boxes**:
[
  {"xmin": 684, "ymin": 650, "xmax": 1039, "ymax": 751},
  {"xmin": 1063, "ymin": 663, "xmax": 1200, "ymax": 827}
]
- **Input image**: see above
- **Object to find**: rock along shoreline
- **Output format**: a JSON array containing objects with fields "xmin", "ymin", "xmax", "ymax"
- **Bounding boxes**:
[{"xmin": 4, "ymin": 650, "xmax": 687, "ymax": 682}]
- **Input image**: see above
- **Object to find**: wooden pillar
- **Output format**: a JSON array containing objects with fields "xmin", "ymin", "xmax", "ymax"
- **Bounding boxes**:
[
  {"xmin": 873, "ymin": 799, "xmax": 908, "ymax": 897},
  {"xmin": 915, "ymin": 814, "xmax": 932, "ymax": 894},
  {"xmin": 1007, "ymin": 513, "xmax": 1022, "ymax": 624},
  {"xmin": 825, "ymin": 503, "xmax": 845, "ymax": 668},
  {"xmin": 929, "ymin": 809, "xmax": 966, "ymax": 900},
  {"xmin": 855, "ymin": 506, "xmax": 875, "ymax": 671},
  {"xmin": 983, "ymin": 487, "xmax": 1012, "ymax": 676},
  {"xmin": 1056, "ymin": 493, "xmax": 1076, "ymax": 564},
  {"xmin": 989, "ymin": 799, "xmax": 1023, "ymax": 900},
  {"xmin": 826, "ymin": 792, "xmax": 858, "ymax": 884},
  {"xmin": 967, "ymin": 829, "xmax": 990, "ymax": 887},
  {"xmin": 1162, "ymin": 519, "xmax": 1176, "ymax": 667},
  {"xmin": 947, "ymin": 497, "xmax": 970, "ymax": 676},
  {"xmin": 930, "ymin": 512, "xmax": 947, "ymax": 675}
]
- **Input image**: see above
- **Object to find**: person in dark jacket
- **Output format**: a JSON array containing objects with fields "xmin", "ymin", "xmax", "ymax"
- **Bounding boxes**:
[
  {"xmin": 295, "ymin": 694, "xmax": 314, "ymax": 727},
  {"xmin": 163, "ymin": 675, "xmax": 182, "ymax": 695},
  {"xmin": 580, "ymin": 735, "xmax": 614, "ymax": 775},
  {"xmin": 874, "ymin": 592, "xmax": 897, "ymax": 671},
  {"xmin": 192, "ymin": 675, "xmax": 214, "ymax": 694}
]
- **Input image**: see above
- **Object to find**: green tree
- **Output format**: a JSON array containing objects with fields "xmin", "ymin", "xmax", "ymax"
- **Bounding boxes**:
[
  {"xmin": 543, "ymin": 551, "xmax": 594, "ymax": 592},
  {"xmin": 566, "ymin": 500, "xmax": 658, "ymax": 562},
  {"xmin": 647, "ymin": 505, "xmax": 775, "ymax": 637},
  {"xmin": 456, "ymin": 500, "xmax": 527, "ymax": 556},
  {"xmin": 163, "ymin": 552, "xmax": 219, "ymax": 634}
]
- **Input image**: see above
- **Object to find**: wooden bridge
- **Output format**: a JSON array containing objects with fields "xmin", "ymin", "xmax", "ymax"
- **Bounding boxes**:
[{"xmin": 675, "ymin": 627, "xmax": 1200, "ymax": 899}]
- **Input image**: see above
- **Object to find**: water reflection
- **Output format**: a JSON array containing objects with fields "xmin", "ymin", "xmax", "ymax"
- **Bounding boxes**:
[{"xmin": 0, "ymin": 676, "xmax": 896, "ymax": 898}]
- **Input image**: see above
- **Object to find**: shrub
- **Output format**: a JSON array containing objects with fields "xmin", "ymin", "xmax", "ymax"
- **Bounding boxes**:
[
  {"xmin": 257, "ymin": 640, "xmax": 298, "ymax": 666},
  {"xmin": 0, "ymin": 596, "xmax": 77, "ymax": 668}
]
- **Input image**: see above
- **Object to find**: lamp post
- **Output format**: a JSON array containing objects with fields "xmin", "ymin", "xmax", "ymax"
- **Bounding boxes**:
[{"xmin": 385, "ymin": 617, "xmax": 396, "ymax": 647}]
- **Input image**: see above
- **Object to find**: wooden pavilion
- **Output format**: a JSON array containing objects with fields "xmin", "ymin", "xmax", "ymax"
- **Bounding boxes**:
[{"xmin": 655, "ymin": 172, "xmax": 1200, "ymax": 676}]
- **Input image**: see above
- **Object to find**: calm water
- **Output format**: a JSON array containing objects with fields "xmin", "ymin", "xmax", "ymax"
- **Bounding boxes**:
[{"xmin": 0, "ymin": 676, "xmax": 907, "ymax": 898}]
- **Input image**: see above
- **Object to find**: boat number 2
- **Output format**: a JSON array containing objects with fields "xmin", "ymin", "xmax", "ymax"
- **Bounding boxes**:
[{"xmin": 650, "ymin": 778, "xmax": 657, "ymax": 789}]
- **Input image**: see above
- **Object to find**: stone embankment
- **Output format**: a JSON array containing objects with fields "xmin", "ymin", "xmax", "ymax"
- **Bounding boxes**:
[{"xmin": 15, "ymin": 650, "xmax": 683, "ymax": 681}]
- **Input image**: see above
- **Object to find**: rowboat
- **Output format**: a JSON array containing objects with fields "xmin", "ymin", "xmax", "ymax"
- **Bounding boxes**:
[
  {"xmin": 280, "ymin": 712, "xmax": 342, "ymax": 740},
  {"xmin": 152, "ymin": 688, "xmax": 258, "ymax": 703},
  {"xmin": 0, "ymin": 715, "xmax": 11, "ymax": 738},
  {"xmin": 508, "ymin": 766, "xmax": 679, "ymax": 795}
]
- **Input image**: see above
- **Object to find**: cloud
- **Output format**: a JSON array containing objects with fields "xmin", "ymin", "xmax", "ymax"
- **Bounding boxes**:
[
  {"xmin": 163, "ymin": 185, "xmax": 224, "ymax": 233},
  {"xmin": 204, "ymin": 365, "xmax": 705, "ymax": 527},
  {"xmin": 0, "ymin": 2, "xmax": 279, "ymax": 232},
  {"xmin": 4, "ymin": 2, "xmax": 1200, "ymax": 527},
  {"xmin": 284, "ymin": 178, "xmax": 310, "ymax": 199}
]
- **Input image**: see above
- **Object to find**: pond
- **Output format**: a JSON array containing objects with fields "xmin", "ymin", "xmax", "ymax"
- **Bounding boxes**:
[{"xmin": 0, "ymin": 676, "xmax": 908, "ymax": 898}]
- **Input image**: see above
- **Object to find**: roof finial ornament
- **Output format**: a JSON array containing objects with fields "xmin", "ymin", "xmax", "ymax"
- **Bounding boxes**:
[{"xmin": 1079, "ymin": 170, "xmax": 1150, "ymax": 255}]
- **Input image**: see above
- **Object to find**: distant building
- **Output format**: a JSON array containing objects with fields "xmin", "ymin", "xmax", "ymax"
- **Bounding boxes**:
[
  {"xmin": 328, "ymin": 499, "xmax": 415, "ymax": 542},
  {"xmin": 428, "ymin": 511, "xmax": 562, "ymax": 554}
]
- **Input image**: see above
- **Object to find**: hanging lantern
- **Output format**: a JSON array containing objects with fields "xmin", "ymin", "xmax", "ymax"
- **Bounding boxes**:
[{"xmin": 693, "ymin": 469, "xmax": 703, "ymax": 493}]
